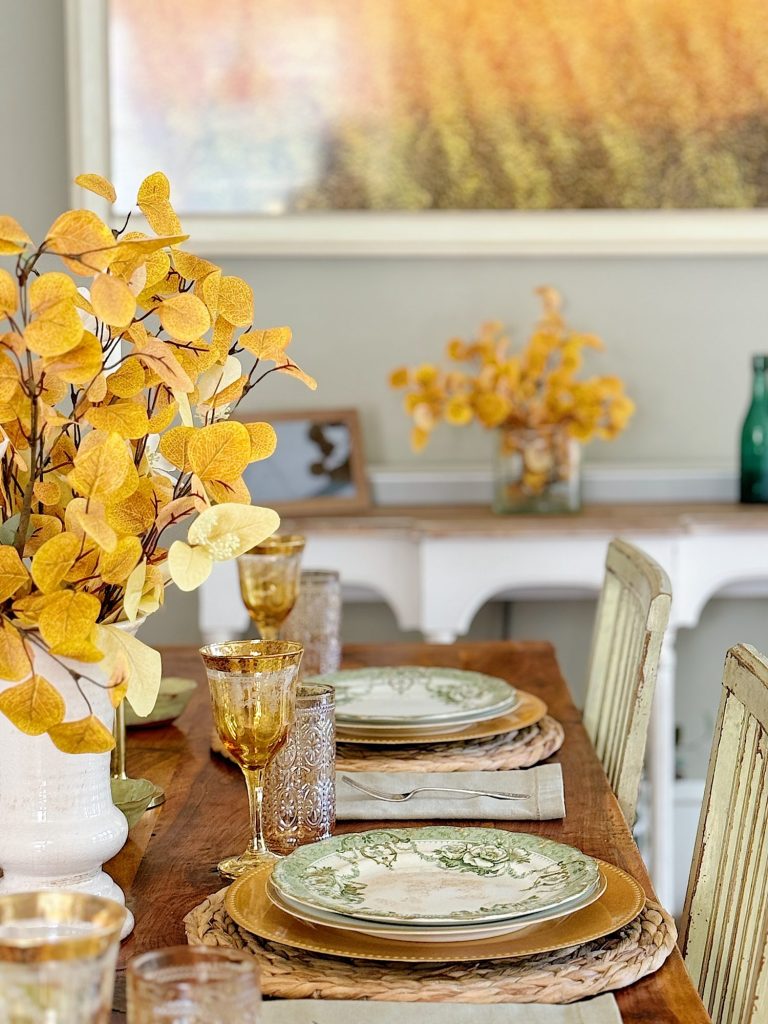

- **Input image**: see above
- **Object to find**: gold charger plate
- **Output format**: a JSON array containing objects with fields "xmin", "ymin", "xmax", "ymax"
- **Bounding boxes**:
[
  {"xmin": 225, "ymin": 860, "xmax": 644, "ymax": 963},
  {"xmin": 335, "ymin": 689, "xmax": 547, "ymax": 746}
]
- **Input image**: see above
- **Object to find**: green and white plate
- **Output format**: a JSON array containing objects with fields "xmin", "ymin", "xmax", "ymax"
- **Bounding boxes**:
[
  {"xmin": 322, "ymin": 667, "xmax": 518, "ymax": 726},
  {"xmin": 271, "ymin": 826, "xmax": 599, "ymax": 926},
  {"xmin": 266, "ymin": 870, "xmax": 607, "ymax": 943}
]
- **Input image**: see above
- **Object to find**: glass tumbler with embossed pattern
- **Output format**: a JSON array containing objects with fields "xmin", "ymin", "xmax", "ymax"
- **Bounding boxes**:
[
  {"xmin": 127, "ymin": 946, "xmax": 261, "ymax": 1024},
  {"xmin": 280, "ymin": 570, "xmax": 341, "ymax": 679},
  {"xmin": 263, "ymin": 684, "xmax": 336, "ymax": 854}
]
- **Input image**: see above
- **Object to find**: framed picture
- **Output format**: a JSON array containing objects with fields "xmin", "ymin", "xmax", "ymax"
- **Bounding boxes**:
[
  {"xmin": 67, "ymin": 0, "xmax": 768, "ymax": 254},
  {"xmin": 236, "ymin": 409, "xmax": 371, "ymax": 515}
]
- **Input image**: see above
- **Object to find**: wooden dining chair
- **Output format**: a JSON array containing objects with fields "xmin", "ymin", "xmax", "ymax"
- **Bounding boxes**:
[
  {"xmin": 680, "ymin": 644, "xmax": 768, "ymax": 1024},
  {"xmin": 582, "ymin": 538, "xmax": 672, "ymax": 825}
]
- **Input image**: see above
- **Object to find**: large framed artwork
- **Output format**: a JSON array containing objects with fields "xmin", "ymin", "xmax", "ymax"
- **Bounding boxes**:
[{"xmin": 67, "ymin": 0, "xmax": 768, "ymax": 254}]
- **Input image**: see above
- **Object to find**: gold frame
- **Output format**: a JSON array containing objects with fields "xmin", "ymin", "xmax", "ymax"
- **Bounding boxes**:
[{"xmin": 234, "ymin": 408, "xmax": 370, "ymax": 516}]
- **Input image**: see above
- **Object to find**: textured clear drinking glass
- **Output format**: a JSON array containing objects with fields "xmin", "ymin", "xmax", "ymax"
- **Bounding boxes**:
[
  {"xmin": 237, "ymin": 534, "xmax": 306, "ymax": 641},
  {"xmin": 0, "ymin": 891, "xmax": 126, "ymax": 1024},
  {"xmin": 200, "ymin": 640, "xmax": 303, "ymax": 879},
  {"xmin": 263, "ymin": 684, "xmax": 336, "ymax": 855},
  {"xmin": 127, "ymin": 946, "xmax": 261, "ymax": 1023},
  {"xmin": 280, "ymin": 569, "xmax": 342, "ymax": 678}
]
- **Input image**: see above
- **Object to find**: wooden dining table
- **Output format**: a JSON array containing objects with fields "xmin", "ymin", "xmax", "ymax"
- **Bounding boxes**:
[{"xmin": 109, "ymin": 641, "xmax": 710, "ymax": 1022}]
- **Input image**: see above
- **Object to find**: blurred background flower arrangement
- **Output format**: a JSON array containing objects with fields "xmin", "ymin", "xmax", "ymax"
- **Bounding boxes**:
[{"xmin": 390, "ymin": 287, "xmax": 635, "ymax": 512}]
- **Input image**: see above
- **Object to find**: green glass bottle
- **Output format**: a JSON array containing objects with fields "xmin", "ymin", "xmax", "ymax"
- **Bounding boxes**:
[{"xmin": 740, "ymin": 354, "xmax": 768, "ymax": 503}]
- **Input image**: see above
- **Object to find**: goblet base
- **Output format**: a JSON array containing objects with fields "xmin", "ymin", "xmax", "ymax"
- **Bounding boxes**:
[{"xmin": 217, "ymin": 848, "xmax": 281, "ymax": 880}]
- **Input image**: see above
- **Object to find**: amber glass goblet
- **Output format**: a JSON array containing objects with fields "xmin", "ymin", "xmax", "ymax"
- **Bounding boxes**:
[
  {"xmin": 200, "ymin": 640, "xmax": 303, "ymax": 879},
  {"xmin": 237, "ymin": 534, "xmax": 305, "ymax": 641}
]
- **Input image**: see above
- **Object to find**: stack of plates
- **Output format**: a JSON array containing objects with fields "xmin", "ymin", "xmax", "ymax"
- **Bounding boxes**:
[
  {"xmin": 317, "ymin": 666, "xmax": 547, "ymax": 745},
  {"xmin": 225, "ymin": 827, "xmax": 646, "ymax": 962}
]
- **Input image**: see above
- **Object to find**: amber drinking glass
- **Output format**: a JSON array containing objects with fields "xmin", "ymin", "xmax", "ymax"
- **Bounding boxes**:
[
  {"xmin": 263, "ymin": 684, "xmax": 336, "ymax": 854},
  {"xmin": 237, "ymin": 535, "xmax": 306, "ymax": 641},
  {"xmin": 127, "ymin": 946, "xmax": 261, "ymax": 1023},
  {"xmin": 280, "ymin": 569, "xmax": 341, "ymax": 679},
  {"xmin": 200, "ymin": 640, "xmax": 303, "ymax": 879},
  {"xmin": 0, "ymin": 891, "xmax": 125, "ymax": 1024}
]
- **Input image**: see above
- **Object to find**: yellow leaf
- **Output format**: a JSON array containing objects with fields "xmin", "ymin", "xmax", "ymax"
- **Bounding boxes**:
[
  {"xmin": 74, "ymin": 173, "xmax": 117, "ymax": 204},
  {"xmin": 97, "ymin": 624, "xmax": 161, "ymax": 717},
  {"xmin": 69, "ymin": 431, "xmax": 134, "ymax": 500},
  {"xmin": 0, "ymin": 675, "xmax": 65, "ymax": 735},
  {"xmin": 106, "ymin": 357, "xmax": 145, "ymax": 398},
  {"xmin": 188, "ymin": 502, "xmax": 280, "ymax": 561},
  {"xmin": 207, "ymin": 375, "xmax": 246, "ymax": 409},
  {"xmin": 113, "ymin": 233, "xmax": 189, "ymax": 262},
  {"xmin": 155, "ymin": 494, "xmax": 200, "ymax": 534},
  {"xmin": 187, "ymin": 421, "xmax": 251, "ymax": 482},
  {"xmin": 0, "ymin": 620, "xmax": 32, "ymax": 681},
  {"xmin": 123, "ymin": 559, "xmax": 147, "ymax": 623},
  {"xmin": 172, "ymin": 250, "xmax": 218, "ymax": 281},
  {"xmin": 107, "ymin": 654, "xmax": 129, "ymax": 708},
  {"xmin": 85, "ymin": 372, "xmax": 108, "ymax": 403},
  {"xmin": 68, "ymin": 507, "xmax": 118, "ymax": 552},
  {"xmin": 98, "ymin": 535, "xmax": 142, "ymax": 584},
  {"xmin": 203, "ymin": 475, "xmax": 251, "ymax": 504},
  {"xmin": 0, "ymin": 214, "xmax": 32, "ymax": 255},
  {"xmin": 90, "ymin": 273, "xmax": 136, "ymax": 328},
  {"xmin": 218, "ymin": 276, "xmax": 253, "ymax": 327},
  {"xmin": 38, "ymin": 590, "xmax": 101, "ymax": 658},
  {"xmin": 24, "ymin": 273, "xmax": 83, "ymax": 356},
  {"xmin": 146, "ymin": 393, "xmax": 177, "ymax": 434},
  {"xmin": 198, "ymin": 269, "xmax": 222, "ymax": 318},
  {"xmin": 244, "ymin": 421, "xmax": 278, "ymax": 462},
  {"xmin": 0, "ymin": 545, "xmax": 30, "ymax": 601},
  {"xmin": 106, "ymin": 477, "xmax": 156, "ymax": 535},
  {"xmin": 132, "ymin": 338, "xmax": 193, "ymax": 392},
  {"xmin": 43, "ymin": 330, "xmax": 103, "ymax": 384},
  {"xmin": 137, "ymin": 172, "xmax": 183, "ymax": 236},
  {"xmin": 31, "ymin": 532, "xmax": 82, "ymax": 593},
  {"xmin": 85, "ymin": 400, "xmax": 150, "ymax": 440},
  {"xmin": 33, "ymin": 479, "xmax": 62, "ymax": 506},
  {"xmin": 158, "ymin": 292, "xmax": 211, "ymax": 342},
  {"xmin": 210, "ymin": 316, "xmax": 235, "ymax": 361},
  {"xmin": 0, "ymin": 269, "xmax": 17, "ymax": 317},
  {"xmin": 239, "ymin": 326, "xmax": 291, "ymax": 361},
  {"xmin": 0, "ymin": 352, "xmax": 19, "ymax": 401},
  {"xmin": 45, "ymin": 209, "xmax": 116, "ymax": 276},
  {"xmin": 278, "ymin": 362, "xmax": 318, "ymax": 391},
  {"xmin": 23, "ymin": 514, "xmax": 63, "ymax": 557},
  {"xmin": 48, "ymin": 715, "xmax": 115, "ymax": 754},
  {"xmin": 167, "ymin": 539, "xmax": 213, "ymax": 591},
  {"xmin": 156, "ymin": 423, "xmax": 195, "ymax": 471}
]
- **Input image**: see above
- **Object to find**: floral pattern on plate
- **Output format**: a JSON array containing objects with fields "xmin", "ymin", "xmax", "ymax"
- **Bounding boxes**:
[{"xmin": 272, "ymin": 826, "xmax": 599, "ymax": 925}]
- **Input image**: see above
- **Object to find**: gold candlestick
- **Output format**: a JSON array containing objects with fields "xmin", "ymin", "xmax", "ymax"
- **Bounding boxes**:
[{"xmin": 111, "ymin": 702, "xmax": 165, "ymax": 812}]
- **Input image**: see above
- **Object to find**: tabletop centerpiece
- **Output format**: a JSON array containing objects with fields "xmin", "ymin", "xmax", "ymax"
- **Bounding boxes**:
[
  {"xmin": 390, "ymin": 288, "xmax": 634, "ymax": 513},
  {"xmin": 0, "ymin": 170, "xmax": 314, "ymax": 931}
]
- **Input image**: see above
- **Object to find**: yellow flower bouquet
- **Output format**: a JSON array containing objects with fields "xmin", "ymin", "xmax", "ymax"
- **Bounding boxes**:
[
  {"xmin": 0, "ymin": 171, "xmax": 314, "ymax": 753},
  {"xmin": 390, "ymin": 288, "xmax": 633, "ymax": 512}
]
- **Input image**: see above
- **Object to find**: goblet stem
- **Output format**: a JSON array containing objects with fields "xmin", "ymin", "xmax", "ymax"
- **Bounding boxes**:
[
  {"xmin": 257, "ymin": 625, "xmax": 280, "ymax": 641},
  {"xmin": 243, "ymin": 766, "xmax": 269, "ymax": 857}
]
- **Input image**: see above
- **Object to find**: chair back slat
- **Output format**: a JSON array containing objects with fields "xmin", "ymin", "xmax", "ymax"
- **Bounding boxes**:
[
  {"xmin": 681, "ymin": 644, "xmax": 768, "ymax": 1024},
  {"xmin": 583, "ymin": 538, "xmax": 671, "ymax": 824}
]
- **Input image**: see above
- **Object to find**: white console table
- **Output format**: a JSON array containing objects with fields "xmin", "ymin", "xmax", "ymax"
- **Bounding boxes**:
[{"xmin": 199, "ymin": 502, "xmax": 768, "ymax": 909}]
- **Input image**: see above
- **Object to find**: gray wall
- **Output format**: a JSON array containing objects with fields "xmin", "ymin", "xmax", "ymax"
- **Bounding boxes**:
[{"xmin": 4, "ymin": 0, "xmax": 767, "ymax": 779}]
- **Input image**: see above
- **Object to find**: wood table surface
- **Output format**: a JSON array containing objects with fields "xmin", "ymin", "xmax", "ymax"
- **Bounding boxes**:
[{"xmin": 109, "ymin": 641, "xmax": 710, "ymax": 1022}]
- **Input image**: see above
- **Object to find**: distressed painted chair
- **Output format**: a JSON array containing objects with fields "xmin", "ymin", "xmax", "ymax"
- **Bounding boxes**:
[
  {"xmin": 582, "ymin": 538, "xmax": 672, "ymax": 825},
  {"xmin": 680, "ymin": 644, "xmax": 768, "ymax": 1024}
]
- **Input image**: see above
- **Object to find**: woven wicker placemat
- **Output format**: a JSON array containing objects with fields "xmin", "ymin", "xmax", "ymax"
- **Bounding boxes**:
[
  {"xmin": 211, "ymin": 717, "xmax": 564, "ymax": 773},
  {"xmin": 184, "ymin": 888, "xmax": 676, "ymax": 1004}
]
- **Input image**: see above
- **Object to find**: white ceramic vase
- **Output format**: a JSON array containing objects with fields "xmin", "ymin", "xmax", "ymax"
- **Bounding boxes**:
[{"xmin": 0, "ymin": 640, "xmax": 133, "ymax": 938}]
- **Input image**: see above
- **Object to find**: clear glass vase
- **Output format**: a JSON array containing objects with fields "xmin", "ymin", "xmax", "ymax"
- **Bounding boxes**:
[{"xmin": 493, "ymin": 426, "xmax": 581, "ymax": 514}]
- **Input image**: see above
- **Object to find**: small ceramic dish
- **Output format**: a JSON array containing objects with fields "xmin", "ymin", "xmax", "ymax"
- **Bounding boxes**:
[
  {"xmin": 111, "ymin": 777, "xmax": 157, "ymax": 829},
  {"xmin": 125, "ymin": 676, "xmax": 197, "ymax": 728}
]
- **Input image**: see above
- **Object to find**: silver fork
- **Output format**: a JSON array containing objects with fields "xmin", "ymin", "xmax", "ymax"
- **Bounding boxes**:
[{"xmin": 339, "ymin": 774, "xmax": 526, "ymax": 802}]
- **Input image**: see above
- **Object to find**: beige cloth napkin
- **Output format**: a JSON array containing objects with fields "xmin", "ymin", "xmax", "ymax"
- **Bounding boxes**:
[
  {"xmin": 336, "ymin": 764, "xmax": 564, "ymax": 821},
  {"xmin": 263, "ymin": 995, "xmax": 621, "ymax": 1023}
]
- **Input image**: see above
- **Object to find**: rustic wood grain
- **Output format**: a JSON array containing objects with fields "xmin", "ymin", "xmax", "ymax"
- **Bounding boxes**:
[{"xmin": 110, "ymin": 641, "xmax": 710, "ymax": 1022}]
